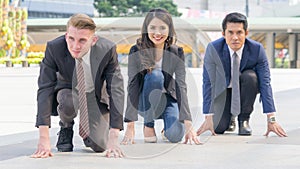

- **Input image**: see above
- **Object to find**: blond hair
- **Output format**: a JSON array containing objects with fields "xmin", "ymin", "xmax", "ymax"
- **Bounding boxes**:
[{"xmin": 67, "ymin": 13, "xmax": 96, "ymax": 33}]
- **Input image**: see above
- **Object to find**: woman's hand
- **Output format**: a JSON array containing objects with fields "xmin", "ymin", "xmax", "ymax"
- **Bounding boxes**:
[{"xmin": 121, "ymin": 122, "xmax": 135, "ymax": 145}]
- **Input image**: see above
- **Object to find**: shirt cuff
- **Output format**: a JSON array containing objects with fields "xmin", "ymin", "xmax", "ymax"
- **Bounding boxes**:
[{"xmin": 266, "ymin": 112, "xmax": 275, "ymax": 115}]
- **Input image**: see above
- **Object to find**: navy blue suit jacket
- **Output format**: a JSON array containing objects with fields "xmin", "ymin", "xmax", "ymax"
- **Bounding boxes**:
[{"xmin": 202, "ymin": 37, "xmax": 276, "ymax": 115}]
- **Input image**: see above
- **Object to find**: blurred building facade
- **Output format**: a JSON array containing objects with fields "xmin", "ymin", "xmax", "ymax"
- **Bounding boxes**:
[
  {"xmin": 173, "ymin": 0, "xmax": 300, "ymax": 18},
  {"xmin": 20, "ymin": 0, "xmax": 94, "ymax": 18},
  {"xmin": 20, "ymin": 0, "xmax": 300, "ymax": 19},
  {"xmin": 173, "ymin": 0, "xmax": 300, "ymax": 68},
  {"xmin": 18, "ymin": 0, "xmax": 300, "ymax": 68}
]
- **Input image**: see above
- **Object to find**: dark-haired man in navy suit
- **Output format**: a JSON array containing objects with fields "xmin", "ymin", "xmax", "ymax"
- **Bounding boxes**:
[{"xmin": 197, "ymin": 12, "xmax": 287, "ymax": 137}]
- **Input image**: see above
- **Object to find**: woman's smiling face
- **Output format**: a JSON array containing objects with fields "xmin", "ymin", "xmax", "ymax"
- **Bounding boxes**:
[{"xmin": 147, "ymin": 17, "xmax": 169, "ymax": 49}]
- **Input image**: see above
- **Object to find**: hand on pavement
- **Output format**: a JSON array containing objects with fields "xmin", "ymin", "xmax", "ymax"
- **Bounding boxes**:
[
  {"xmin": 106, "ymin": 128, "xmax": 124, "ymax": 158},
  {"xmin": 30, "ymin": 136, "xmax": 53, "ymax": 158},
  {"xmin": 121, "ymin": 122, "xmax": 135, "ymax": 145},
  {"xmin": 196, "ymin": 115, "xmax": 216, "ymax": 136},
  {"xmin": 264, "ymin": 122, "xmax": 288, "ymax": 137},
  {"xmin": 183, "ymin": 120, "xmax": 202, "ymax": 145}
]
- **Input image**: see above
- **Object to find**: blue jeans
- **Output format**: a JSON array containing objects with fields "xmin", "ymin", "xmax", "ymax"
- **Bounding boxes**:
[{"xmin": 139, "ymin": 69, "xmax": 184, "ymax": 143}]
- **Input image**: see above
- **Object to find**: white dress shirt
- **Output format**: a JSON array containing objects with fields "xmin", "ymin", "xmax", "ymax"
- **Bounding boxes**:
[{"xmin": 76, "ymin": 49, "xmax": 94, "ymax": 93}]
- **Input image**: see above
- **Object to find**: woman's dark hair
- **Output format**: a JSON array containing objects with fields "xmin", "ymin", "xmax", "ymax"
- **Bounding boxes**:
[
  {"xmin": 137, "ymin": 8, "xmax": 176, "ymax": 49},
  {"xmin": 222, "ymin": 12, "xmax": 248, "ymax": 32}
]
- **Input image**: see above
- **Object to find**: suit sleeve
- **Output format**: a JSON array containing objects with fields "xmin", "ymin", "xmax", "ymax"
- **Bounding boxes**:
[
  {"xmin": 174, "ymin": 47, "xmax": 192, "ymax": 122},
  {"xmin": 36, "ymin": 42, "xmax": 58, "ymax": 127},
  {"xmin": 202, "ymin": 43, "xmax": 216, "ymax": 114},
  {"xmin": 124, "ymin": 46, "xmax": 141, "ymax": 122},
  {"xmin": 255, "ymin": 44, "xmax": 276, "ymax": 113},
  {"xmin": 104, "ymin": 45, "xmax": 125, "ymax": 129}
]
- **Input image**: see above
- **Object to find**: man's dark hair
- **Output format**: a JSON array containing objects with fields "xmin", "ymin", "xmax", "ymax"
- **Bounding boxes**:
[{"xmin": 222, "ymin": 12, "xmax": 248, "ymax": 32}]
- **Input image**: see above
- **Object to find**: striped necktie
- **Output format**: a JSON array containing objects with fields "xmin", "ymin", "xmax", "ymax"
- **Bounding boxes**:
[{"xmin": 77, "ymin": 58, "xmax": 89, "ymax": 139}]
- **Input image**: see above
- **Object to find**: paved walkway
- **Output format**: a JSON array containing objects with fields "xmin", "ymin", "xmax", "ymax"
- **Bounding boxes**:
[{"xmin": 0, "ymin": 67, "xmax": 299, "ymax": 169}]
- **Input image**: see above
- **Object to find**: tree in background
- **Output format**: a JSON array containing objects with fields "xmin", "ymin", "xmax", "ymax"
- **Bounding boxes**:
[{"xmin": 94, "ymin": 0, "xmax": 181, "ymax": 17}]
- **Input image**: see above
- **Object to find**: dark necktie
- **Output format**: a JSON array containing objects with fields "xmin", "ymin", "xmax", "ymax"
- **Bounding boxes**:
[
  {"xmin": 77, "ymin": 58, "xmax": 89, "ymax": 139},
  {"xmin": 231, "ymin": 52, "xmax": 240, "ymax": 116}
]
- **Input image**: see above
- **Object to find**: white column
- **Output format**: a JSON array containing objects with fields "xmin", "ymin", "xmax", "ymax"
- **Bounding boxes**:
[
  {"xmin": 266, "ymin": 32, "xmax": 275, "ymax": 68},
  {"xmin": 289, "ymin": 33, "xmax": 297, "ymax": 68}
]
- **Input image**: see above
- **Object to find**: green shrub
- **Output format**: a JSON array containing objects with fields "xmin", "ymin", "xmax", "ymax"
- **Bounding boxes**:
[
  {"xmin": 26, "ymin": 57, "xmax": 42, "ymax": 64},
  {"xmin": 0, "ymin": 57, "xmax": 10, "ymax": 64}
]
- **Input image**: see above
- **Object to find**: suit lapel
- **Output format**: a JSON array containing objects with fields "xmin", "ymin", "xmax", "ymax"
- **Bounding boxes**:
[
  {"xmin": 90, "ymin": 46, "xmax": 100, "ymax": 81},
  {"xmin": 161, "ymin": 47, "xmax": 174, "ymax": 75},
  {"xmin": 67, "ymin": 49, "xmax": 78, "ymax": 88},
  {"xmin": 162, "ymin": 50, "xmax": 167, "ymax": 71},
  {"xmin": 240, "ymin": 42, "xmax": 250, "ymax": 71},
  {"xmin": 221, "ymin": 44, "xmax": 231, "ymax": 81}
]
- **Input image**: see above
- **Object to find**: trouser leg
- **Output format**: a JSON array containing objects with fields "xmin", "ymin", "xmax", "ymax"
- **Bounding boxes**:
[
  {"xmin": 139, "ymin": 69, "xmax": 165, "ymax": 128},
  {"xmin": 214, "ymin": 89, "xmax": 232, "ymax": 134},
  {"xmin": 83, "ymin": 91, "xmax": 109, "ymax": 152},
  {"xmin": 56, "ymin": 89, "xmax": 76, "ymax": 152},
  {"xmin": 239, "ymin": 70, "xmax": 258, "ymax": 121},
  {"xmin": 214, "ymin": 70, "xmax": 258, "ymax": 134},
  {"xmin": 162, "ymin": 94, "xmax": 184, "ymax": 143},
  {"xmin": 57, "ymin": 89, "xmax": 76, "ymax": 128}
]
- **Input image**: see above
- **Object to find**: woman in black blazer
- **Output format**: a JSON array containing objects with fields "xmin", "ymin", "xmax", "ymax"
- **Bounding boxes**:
[{"xmin": 121, "ymin": 8, "xmax": 200, "ymax": 145}]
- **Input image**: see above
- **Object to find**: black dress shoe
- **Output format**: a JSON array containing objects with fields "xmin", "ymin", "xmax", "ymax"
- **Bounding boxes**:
[
  {"xmin": 56, "ymin": 127, "xmax": 74, "ymax": 152},
  {"xmin": 83, "ymin": 137, "xmax": 106, "ymax": 153},
  {"xmin": 226, "ymin": 116, "xmax": 236, "ymax": 132},
  {"xmin": 238, "ymin": 120, "xmax": 252, "ymax": 136}
]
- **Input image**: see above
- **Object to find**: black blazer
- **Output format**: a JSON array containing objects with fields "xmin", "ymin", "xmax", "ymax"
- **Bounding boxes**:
[
  {"xmin": 124, "ymin": 44, "xmax": 192, "ymax": 122},
  {"xmin": 36, "ymin": 35, "xmax": 124, "ymax": 130}
]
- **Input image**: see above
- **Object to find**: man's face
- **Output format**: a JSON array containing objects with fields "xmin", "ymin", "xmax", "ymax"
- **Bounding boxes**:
[
  {"xmin": 222, "ymin": 22, "xmax": 248, "ymax": 51},
  {"xmin": 65, "ymin": 26, "xmax": 98, "ymax": 59}
]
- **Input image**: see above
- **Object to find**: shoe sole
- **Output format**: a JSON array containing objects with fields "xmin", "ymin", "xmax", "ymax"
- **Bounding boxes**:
[
  {"xmin": 238, "ymin": 132, "xmax": 252, "ymax": 136},
  {"xmin": 144, "ymin": 136, "xmax": 157, "ymax": 143},
  {"xmin": 226, "ymin": 128, "xmax": 236, "ymax": 132},
  {"xmin": 57, "ymin": 148, "xmax": 73, "ymax": 152}
]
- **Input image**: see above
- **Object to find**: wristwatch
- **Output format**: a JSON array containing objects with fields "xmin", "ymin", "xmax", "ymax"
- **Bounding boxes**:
[{"xmin": 268, "ymin": 116, "xmax": 276, "ymax": 124}]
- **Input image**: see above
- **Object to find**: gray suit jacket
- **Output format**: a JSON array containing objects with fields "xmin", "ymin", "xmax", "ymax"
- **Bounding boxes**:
[{"xmin": 36, "ymin": 35, "xmax": 124, "ymax": 130}]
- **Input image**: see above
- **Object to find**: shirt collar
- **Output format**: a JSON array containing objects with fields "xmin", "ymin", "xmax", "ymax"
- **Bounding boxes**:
[
  {"xmin": 81, "ymin": 49, "xmax": 91, "ymax": 64},
  {"xmin": 228, "ymin": 45, "xmax": 244, "ymax": 58}
]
